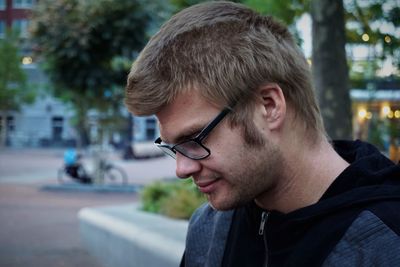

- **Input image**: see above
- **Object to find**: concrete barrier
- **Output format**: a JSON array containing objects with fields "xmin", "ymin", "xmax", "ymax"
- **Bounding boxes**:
[{"xmin": 78, "ymin": 204, "xmax": 188, "ymax": 267}]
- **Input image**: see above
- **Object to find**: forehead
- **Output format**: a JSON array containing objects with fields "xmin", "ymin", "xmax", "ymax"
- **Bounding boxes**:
[{"xmin": 156, "ymin": 90, "xmax": 219, "ymax": 143}]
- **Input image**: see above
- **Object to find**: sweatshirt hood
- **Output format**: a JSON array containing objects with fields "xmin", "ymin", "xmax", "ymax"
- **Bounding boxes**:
[
  {"xmin": 247, "ymin": 140, "xmax": 400, "ymax": 224},
  {"xmin": 261, "ymin": 140, "xmax": 400, "ymax": 223},
  {"xmin": 230, "ymin": 140, "xmax": 400, "ymax": 267}
]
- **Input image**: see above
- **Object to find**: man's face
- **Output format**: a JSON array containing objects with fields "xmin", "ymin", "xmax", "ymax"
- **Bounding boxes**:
[{"xmin": 156, "ymin": 91, "xmax": 283, "ymax": 210}]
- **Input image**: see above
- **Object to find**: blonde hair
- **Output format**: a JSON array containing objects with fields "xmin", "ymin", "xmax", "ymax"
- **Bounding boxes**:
[{"xmin": 125, "ymin": 1, "xmax": 325, "ymax": 144}]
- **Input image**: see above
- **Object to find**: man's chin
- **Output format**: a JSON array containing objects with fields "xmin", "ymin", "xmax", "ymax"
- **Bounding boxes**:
[
  {"xmin": 209, "ymin": 203, "xmax": 233, "ymax": 211},
  {"xmin": 208, "ymin": 197, "xmax": 241, "ymax": 211}
]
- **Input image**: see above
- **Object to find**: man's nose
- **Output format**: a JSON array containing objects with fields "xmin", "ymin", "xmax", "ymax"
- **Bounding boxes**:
[{"xmin": 175, "ymin": 152, "xmax": 201, "ymax": 179}]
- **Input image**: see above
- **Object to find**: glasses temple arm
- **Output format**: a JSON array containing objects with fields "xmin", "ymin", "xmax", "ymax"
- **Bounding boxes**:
[{"xmin": 196, "ymin": 107, "xmax": 232, "ymax": 141}]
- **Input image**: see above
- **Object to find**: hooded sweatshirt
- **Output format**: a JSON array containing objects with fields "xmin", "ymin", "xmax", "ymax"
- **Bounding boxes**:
[{"xmin": 182, "ymin": 140, "xmax": 400, "ymax": 267}]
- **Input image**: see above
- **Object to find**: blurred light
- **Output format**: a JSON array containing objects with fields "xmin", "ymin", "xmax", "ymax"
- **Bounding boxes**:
[
  {"xmin": 358, "ymin": 108, "xmax": 367, "ymax": 120},
  {"xmin": 22, "ymin": 57, "xmax": 33, "ymax": 65},
  {"xmin": 307, "ymin": 59, "xmax": 312, "ymax": 65},
  {"xmin": 384, "ymin": 36, "xmax": 391, "ymax": 43},
  {"xmin": 388, "ymin": 111, "xmax": 394, "ymax": 119},
  {"xmin": 362, "ymin": 33, "xmax": 370, "ymax": 42},
  {"xmin": 395, "ymin": 110, "xmax": 400, "ymax": 119},
  {"xmin": 382, "ymin": 105, "xmax": 391, "ymax": 117},
  {"xmin": 366, "ymin": 112, "xmax": 372, "ymax": 119}
]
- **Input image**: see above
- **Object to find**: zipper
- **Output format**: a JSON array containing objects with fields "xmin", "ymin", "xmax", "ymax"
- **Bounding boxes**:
[
  {"xmin": 259, "ymin": 211, "xmax": 269, "ymax": 235},
  {"xmin": 259, "ymin": 211, "xmax": 270, "ymax": 267}
]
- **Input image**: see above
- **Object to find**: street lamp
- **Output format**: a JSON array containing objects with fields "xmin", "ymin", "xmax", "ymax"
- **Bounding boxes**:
[{"xmin": 362, "ymin": 33, "xmax": 369, "ymax": 42}]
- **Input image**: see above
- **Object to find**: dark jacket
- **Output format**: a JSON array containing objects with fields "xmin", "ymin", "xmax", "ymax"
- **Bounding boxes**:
[{"xmin": 181, "ymin": 140, "xmax": 400, "ymax": 267}]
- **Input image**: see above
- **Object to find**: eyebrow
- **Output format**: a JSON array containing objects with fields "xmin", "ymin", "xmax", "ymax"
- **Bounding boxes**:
[{"xmin": 164, "ymin": 123, "xmax": 206, "ymax": 145}]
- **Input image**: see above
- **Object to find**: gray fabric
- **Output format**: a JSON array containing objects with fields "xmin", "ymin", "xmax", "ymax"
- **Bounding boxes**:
[
  {"xmin": 184, "ymin": 203, "xmax": 234, "ymax": 267},
  {"xmin": 323, "ymin": 210, "xmax": 400, "ymax": 267}
]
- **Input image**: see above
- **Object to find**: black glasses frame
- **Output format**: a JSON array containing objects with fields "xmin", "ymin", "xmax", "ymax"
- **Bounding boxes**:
[{"xmin": 155, "ymin": 107, "xmax": 232, "ymax": 160}]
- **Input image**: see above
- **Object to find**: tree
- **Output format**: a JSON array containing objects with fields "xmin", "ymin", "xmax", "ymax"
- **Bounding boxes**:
[
  {"xmin": 345, "ymin": 0, "xmax": 400, "ymax": 89},
  {"xmin": 241, "ymin": 0, "xmax": 353, "ymax": 139},
  {"xmin": 244, "ymin": 0, "xmax": 307, "ymax": 25},
  {"xmin": 0, "ymin": 31, "xmax": 35, "ymax": 147},
  {"xmin": 345, "ymin": 0, "xmax": 400, "ymax": 69},
  {"xmin": 170, "ymin": 0, "xmax": 207, "ymax": 10},
  {"xmin": 311, "ymin": 0, "xmax": 352, "ymax": 139},
  {"xmin": 241, "ymin": 0, "xmax": 399, "ymax": 140},
  {"xmin": 30, "ymin": 0, "xmax": 155, "ymax": 146}
]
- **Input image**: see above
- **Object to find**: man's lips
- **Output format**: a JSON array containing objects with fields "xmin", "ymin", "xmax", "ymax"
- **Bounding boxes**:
[{"xmin": 195, "ymin": 179, "xmax": 220, "ymax": 193}]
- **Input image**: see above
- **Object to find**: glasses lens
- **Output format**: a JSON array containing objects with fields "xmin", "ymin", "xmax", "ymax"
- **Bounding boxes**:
[
  {"xmin": 158, "ymin": 145, "xmax": 176, "ymax": 159},
  {"xmin": 175, "ymin": 140, "xmax": 209, "ymax": 160}
]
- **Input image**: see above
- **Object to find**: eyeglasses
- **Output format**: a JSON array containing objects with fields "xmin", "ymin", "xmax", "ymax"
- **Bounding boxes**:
[{"xmin": 154, "ymin": 107, "xmax": 232, "ymax": 160}]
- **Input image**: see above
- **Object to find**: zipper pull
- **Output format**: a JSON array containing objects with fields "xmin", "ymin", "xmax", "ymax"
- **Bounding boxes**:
[{"xmin": 259, "ymin": 211, "xmax": 269, "ymax": 235}]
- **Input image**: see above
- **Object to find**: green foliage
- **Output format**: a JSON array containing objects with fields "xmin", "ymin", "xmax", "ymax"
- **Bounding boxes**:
[
  {"xmin": 366, "ymin": 117, "xmax": 400, "ymax": 151},
  {"xmin": 141, "ymin": 179, "xmax": 206, "ymax": 220},
  {"xmin": 31, "ymin": 0, "xmax": 151, "ymax": 97},
  {"xmin": 170, "ymin": 0, "xmax": 207, "ymax": 10},
  {"xmin": 0, "ymin": 30, "xmax": 35, "ymax": 112},
  {"xmin": 170, "ymin": 0, "xmax": 242, "ymax": 12},
  {"xmin": 241, "ymin": 0, "xmax": 308, "ymax": 46},
  {"xmin": 345, "ymin": 0, "xmax": 399, "ymax": 69},
  {"xmin": 30, "ymin": 0, "xmax": 155, "ymax": 145},
  {"xmin": 388, "ymin": 118, "xmax": 400, "ymax": 143},
  {"xmin": 348, "ymin": 59, "xmax": 380, "ymax": 87},
  {"xmin": 243, "ymin": 0, "xmax": 308, "ymax": 25},
  {"xmin": 240, "ymin": 0, "xmax": 399, "ymax": 76},
  {"xmin": 367, "ymin": 118, "xmax": 386, "ymax": 150}
]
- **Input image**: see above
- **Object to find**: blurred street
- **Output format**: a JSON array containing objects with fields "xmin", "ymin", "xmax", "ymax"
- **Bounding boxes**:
[
  {"xmin": 0, "ymin": 148, "xmax": 176, "ymax": 185},
  {"xmin": 0, "ymin": 148, "xmax": 176, "ymax": 267}
]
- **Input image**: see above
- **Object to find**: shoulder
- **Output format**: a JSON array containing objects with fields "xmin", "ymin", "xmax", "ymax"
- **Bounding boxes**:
[
  {"xmin": 187, "ymin": 203, "xmax": 235, "ymax": 240},
  {"xmin": 189, "ymin": 202, "xmax": 234, "ymax": 227},
  {"xmin": 367, "ymin": 200, "xmax": 400, "ymax": 235},
  {"xmin": 323, "ymin": 202, "xmax": 400, "ymax": 266},
  {"xmin": 184, "ymin": 203, "xmax": 235, "ymax": 267},
  {"xmin": 189, "ymin": 202, "xmax": 217, "ymax": 223}
]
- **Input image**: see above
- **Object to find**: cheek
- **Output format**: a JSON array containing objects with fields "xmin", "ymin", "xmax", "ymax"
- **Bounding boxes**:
[
  {"xmin": 211, "ymin": 148, "xmax": 248, "ymax": 179},
  {"xmin": 213, "ymin": 129, "xmax": 245, "ymax": 155},
  {"xmin": 205, "ymin": 125, "xmax": 248, "ymax": 171}
]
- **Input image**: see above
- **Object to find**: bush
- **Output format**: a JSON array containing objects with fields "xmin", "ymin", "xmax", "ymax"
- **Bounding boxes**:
[{"xmin": 140, "ymin": 179, "xmax": 206, "ymax": 220}]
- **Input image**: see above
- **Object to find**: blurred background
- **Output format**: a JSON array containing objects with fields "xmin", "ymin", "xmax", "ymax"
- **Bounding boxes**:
[
  {"xmin": 0, "ymin": 0, "xmax": 399, "ymax": 266},
  {"xmin": 0, "ymin": 0, "xmax": 399, "ymax": 157}
]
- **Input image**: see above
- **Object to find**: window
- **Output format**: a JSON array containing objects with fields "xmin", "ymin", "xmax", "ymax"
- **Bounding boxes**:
[
  {"xmin": 0, "ymin": 20, "xmax": 5, "ymax": 38},
  {"xmin": 7, "ymin": 116, "xmax": 15, "ymax": 132},
  {"xmin": 0, "ymin": 0, "xmax": 6, "ymax": 10},
  {"xmin": 52, "ymin": 117, "xmax": 63, "ymax": 141},
  {"xmin": 145, "ymin": 117, "xmax": 157, "ymax": 140},
  {"xmin": 12, "ymin": 19, "xmax": 29, "ymax": 38},
  {"xmin": 13, "ymin": 0, "xmax": 34, "ymax": 9}
]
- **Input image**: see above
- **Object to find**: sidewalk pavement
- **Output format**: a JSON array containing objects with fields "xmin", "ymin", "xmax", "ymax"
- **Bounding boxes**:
[
  {"xmin": 0, "ymin": 183, "xmax": 139, "ymax": 267},
  {"xmin": 0, "ymin": 148, "xmax": 178, "ymax": 267}
]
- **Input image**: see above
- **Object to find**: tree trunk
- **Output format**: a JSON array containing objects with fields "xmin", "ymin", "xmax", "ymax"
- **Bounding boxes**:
[
  {"xmin": 74, "ymin": 99, "xmax": 90, "ymax": 148},
  {"xmin": 311, "ymin": 0, "xmax": 352, "ymax": 140}
]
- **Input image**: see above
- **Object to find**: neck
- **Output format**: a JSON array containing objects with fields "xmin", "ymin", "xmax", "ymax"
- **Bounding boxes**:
[{"xmin": 255, "ymin": 137, "xmax": 349, "ymax": 213}]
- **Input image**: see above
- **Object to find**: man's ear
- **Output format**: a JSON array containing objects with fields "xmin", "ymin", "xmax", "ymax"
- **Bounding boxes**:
[{"xmin": 257, "ymin": 83, "xmax": 286, "ymax": 131}]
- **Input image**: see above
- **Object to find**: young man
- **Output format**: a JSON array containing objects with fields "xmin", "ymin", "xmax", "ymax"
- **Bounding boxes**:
[{"xmin": 125, "ymin": 2, "xmax": 400, "ymax": 266}]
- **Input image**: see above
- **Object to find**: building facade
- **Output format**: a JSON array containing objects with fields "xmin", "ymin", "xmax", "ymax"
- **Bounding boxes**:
[
  {"xmin": 1, "ymin": 95, "xmax": 77, "ymax": 148},
  {"xmin": 0, "ymin": 0, "xmax": 78, "ymax": 148},
  {"xmin": 0, "ymin": 0, "xmax": 34, "ymax": 29},
  {"xmin": 351, "ymin": 80, "xmax": 400, "ymax": 155}
]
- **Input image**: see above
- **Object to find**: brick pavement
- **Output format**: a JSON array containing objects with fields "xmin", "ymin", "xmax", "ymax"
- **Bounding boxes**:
[{"xmin": 0, "ymin": 148, "xmax": 178, "ymax": 267}]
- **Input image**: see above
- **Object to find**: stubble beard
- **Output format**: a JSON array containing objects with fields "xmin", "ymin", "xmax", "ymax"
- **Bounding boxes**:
[{"xmin": 208, "ymin": 139, "xmax": 283, "ymax": 211}]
